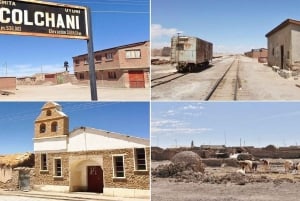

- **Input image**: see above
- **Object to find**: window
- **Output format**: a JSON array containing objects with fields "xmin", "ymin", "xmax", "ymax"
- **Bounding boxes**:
[
  {"xmin": 272, "ymin": 48, "xmax": 275, "ymax": 56},
  {"xmin": 105, "ymin": 53, "xmax": 113, "ymax": 60},
  {"xmin": 84, "ymin": 58, "xmax": 88, "ymax": 65},
  {"xmin": 40, "ymin": 123, "xmax": 46, "ymax": 133},
  {"xmin": 176, "ymin": 44, "xmax": 184, "ymax": 50},
  {"xmin": 46, "ymin": 110, "xmax": 51, "ymax": 116},
  {"xmin": 113, "ymin": 155, "xmax": 125, "ymax": 178},
  {"xmin": 108, "ymin": 72, "xmax": 117, "ymax": 79},
  {"xmin": 40, "ymin": 154, "xmax": 48, "ymax": 171},
  {"xmin": 125, "ymin": 50, "xmax": 141, "ymax": 59},
  {"xmin": 95, "ymin": 55, "xmax": 102, "ymax": 62},
  {"xmin": 54, "ymin": 158, "xmax": 62, "ymax": 177},
  {"xmin": 51, "ymin": 122, "xmax": 58, "ymax": 132},
  {"xmin": 79, "ymin": 73, "xmax": 84, "ymax": 80},
  {"xmin": 135, "ymin": 148, "xmax": 146, "ymax": 170},
  {"xmin": 74, "ymin": 59, "xmax": 80, "ymax": 65}
]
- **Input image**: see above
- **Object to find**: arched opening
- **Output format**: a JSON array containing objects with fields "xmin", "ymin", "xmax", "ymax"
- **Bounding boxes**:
[
  {"xmin": 69, "ymin": 159, "xmax": 104, "ymax": 193},
  {"xmin": 51, "ymin": 122, "xmax": 58, "ymax": 132},
  {"xmin": 40, "ymin": 123, "xmax": 46, "ymax": 133}
]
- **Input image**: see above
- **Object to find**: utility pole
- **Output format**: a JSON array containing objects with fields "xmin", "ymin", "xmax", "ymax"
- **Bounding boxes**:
[
  {"xmin": 3, "ymin": 62, "xmax": 7, "ymax": 76},
  {"xmin": 4, "ymin": 62, "xmax": 7, "ymax": 76}
]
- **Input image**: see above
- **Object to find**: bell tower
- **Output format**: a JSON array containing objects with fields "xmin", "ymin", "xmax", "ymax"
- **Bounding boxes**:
[{"xmin": 34, "ymin": 102, "xmax": 69, "ymax": 139}]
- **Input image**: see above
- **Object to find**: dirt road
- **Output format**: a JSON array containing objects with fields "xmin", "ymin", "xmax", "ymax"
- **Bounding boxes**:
[
  {"xmin": 152, "ymin": 178, "xmax": 300, "ymax": 201},
  {"xmin": 152, "ymin": 160, "xmax": 300, "ymax": 201},
  {"xmin": 151, "ymin": 55, "xmax": 300, "ymax": 100},
  {"xmin": 0, "ymin": 83, "xmax": 149, "ymax": 101}
]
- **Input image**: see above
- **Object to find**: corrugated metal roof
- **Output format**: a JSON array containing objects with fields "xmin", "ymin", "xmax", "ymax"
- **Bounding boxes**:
[
  {"xmin": 266, "ymin": 18, "xmax": 300, "ymax": 37},
  {"xmin": 69, "ymin": 126, "xmax": 149, "ymax": 146}
]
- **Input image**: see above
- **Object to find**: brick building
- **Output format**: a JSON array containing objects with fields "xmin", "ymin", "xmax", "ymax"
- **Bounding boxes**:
[
  {"xmin": 266, "ymin": 19, "xmax": 300, "ymax": 71},
  {"xmin": 0, "ymin": 77, "xmax": 16, "ymax": 90},
  {"xmin": 33, "ymin": 102, "xmax": 150, "ymax": 197},
  {"xmin": 244, "ymin": 48, "xmax": 268, "ymax": 58},
  {"xmin": 73, "ymin": 41, "xmax": 150, "ymax": 88}
]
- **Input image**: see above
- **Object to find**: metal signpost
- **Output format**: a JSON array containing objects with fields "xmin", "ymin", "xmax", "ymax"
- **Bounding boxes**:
[{"xmin": 0, "ymin": 0, "xmax": 98, "ymax": 100}]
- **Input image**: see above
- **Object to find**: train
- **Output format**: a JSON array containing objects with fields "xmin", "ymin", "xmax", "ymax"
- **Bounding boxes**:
[{"xmin": 170, "ymin": 35, "xmax": 213, "ymax": 73}]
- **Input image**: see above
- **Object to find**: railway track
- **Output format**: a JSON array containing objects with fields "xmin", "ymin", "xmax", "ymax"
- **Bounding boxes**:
[
  {"xmin": 205, "ymin": 57, "xmax": 242, "ymax": 101},
  {"xmin": 151, "ymin": 72, "xmax": 186, "ymax": 88}
]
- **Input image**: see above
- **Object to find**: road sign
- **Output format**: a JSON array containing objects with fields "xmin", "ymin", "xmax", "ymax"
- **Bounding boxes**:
[{"xmin": 0, "ymin": 0, "xmax": 88, "ymax": 39}]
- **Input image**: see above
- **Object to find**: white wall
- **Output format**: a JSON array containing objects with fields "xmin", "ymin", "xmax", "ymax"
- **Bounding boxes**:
[
  {"xmin": 68, "ymin": 132, "xmax": 146, "ymax": 152},
  {"xmin": 34, "ymin": 136, "xmax": 67, "ymax": 152}
]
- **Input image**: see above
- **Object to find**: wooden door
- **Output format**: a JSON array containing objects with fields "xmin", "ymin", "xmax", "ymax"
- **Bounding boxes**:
[
  {"xmin": 128, "ymin": 71, "xmax": 145, "ymax": 88},
  {"xmin": 87, "ymin": 166, "xmax": 103, "ymax": 193}
]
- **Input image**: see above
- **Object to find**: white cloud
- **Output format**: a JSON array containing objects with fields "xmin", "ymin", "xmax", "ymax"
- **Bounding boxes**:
[
  {"xmin": 151, "ymin": 24, "xmax": 182, "ymax": 39},
  {"xmin": 151, "ymin": 118, "xmax": 211, "ymax": 136},
  {"xmin": 182, "ymin": 104, "xmax": 204, "ymax": 110}
]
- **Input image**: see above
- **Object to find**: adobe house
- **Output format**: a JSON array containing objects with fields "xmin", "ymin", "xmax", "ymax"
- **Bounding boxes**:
[
  {"xmin": 0, "ymin": 153, "xmax": 34, "ymax": 191},
  {"xmin": 33, "ymin": 102, "xmax": 150, "ymax": 197},
  {"xmin": 266, "ymin": 19, "xmax": 300, "ymax": 71}
]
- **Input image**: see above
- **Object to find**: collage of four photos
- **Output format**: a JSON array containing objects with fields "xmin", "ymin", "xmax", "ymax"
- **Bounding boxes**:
[{"xmin": 1, "ymin": 0, "xmax": 300, "ymax": 200}]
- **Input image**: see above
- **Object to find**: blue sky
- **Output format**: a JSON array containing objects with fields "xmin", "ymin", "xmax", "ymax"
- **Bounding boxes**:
[
  {"xmin": 152, "ymin": 102, "xmax": 300, "ymax": 148},
  {"xmin": 151, "ymin": 0, "xmax": 300, "ymax": 53},
  {"xmin": 0, "ymin": 0, "xmax": 149, "ymax": 77},
  {"xmin": 0, "ymin": 101, "xmax": 149, "ymax": 154}
]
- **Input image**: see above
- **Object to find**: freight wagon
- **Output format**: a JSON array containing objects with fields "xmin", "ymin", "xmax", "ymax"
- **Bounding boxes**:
[{"xmin": 170, "ymin": 36, "xmax": 213, "ymax": 73}]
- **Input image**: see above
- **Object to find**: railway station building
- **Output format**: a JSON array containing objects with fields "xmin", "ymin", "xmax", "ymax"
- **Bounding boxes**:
[
  {"xmin": 33, "ymin": 102, "xmax": 150, "ymax": 197},
  {"xmin": 72, "ymin": 41, "xmax": 150, "ymax": 88},
  {"xmin": 266, "ymin": 19, "xmax": 300, "ymax": 71}
]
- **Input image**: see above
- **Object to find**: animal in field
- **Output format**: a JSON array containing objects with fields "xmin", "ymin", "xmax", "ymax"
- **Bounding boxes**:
[
  {"xmin": 236, "ymin": 167, "xmax": 246, "ymax": 175},
  {"xmin": 260, "ymin": 159, "xmax": 270, "ymax": 172},
  {"xmin": 239, "ymin": 160, "xmax": 256, "ymax": 173},
  {"xmin": 284, "ymin": 160, "xmax": 295, "ymax": 173}
]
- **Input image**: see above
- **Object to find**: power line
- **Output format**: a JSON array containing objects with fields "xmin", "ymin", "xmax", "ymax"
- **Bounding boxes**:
[{"xmin": 91, "ymin": 10, "xmax": 148, "ymax": 14}]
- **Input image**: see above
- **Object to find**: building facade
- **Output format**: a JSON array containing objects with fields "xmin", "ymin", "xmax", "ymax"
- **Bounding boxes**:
[
  {"xmin": 73, "ymin": 41, "xmax": 150, "ymax": 88},
  {"xmin": 33, "ymin": 102, "xmax": 150, "ymax": 197},
  {"xmin": 266, "ymin": 19, "xmax": 300, "ymax": 71},
  {"xmin": 244, "ymin": 48, "xmax": 268, "ymax": 59}
]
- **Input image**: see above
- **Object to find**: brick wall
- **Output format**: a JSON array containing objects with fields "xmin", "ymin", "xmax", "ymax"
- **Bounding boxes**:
[
  {"xmin": 118, "ymin": 42, "xmax": 150, "ymax": 68},
  {"xmin": 0, "ymin": 77, "xmax": 16, "ymax": 90}
]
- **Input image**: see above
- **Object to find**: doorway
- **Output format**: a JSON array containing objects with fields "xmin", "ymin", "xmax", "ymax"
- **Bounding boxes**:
[
  {"xmin": 87, "ymin": 166, "xmax": 103, "ymax": 193},
  {"xmin": 280, "ymin": 45, "xmax": 284, "ymax": 69}
]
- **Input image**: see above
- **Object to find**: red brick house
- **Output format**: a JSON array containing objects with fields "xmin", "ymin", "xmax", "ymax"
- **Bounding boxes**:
[{"xmin": 73, "ymin": 41, "xmax": 150, "ymax": 88}]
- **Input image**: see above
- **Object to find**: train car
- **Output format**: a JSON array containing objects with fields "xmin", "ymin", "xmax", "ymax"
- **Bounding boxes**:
[{"xmin": 170, "ymin": 35, "xmax": 213, "ymax": 73}]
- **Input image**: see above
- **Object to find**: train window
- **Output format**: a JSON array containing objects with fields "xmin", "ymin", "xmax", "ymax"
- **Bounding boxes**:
[{"xmin": 176, "ymin": 44, "xmax": 184, "ymax": 50}]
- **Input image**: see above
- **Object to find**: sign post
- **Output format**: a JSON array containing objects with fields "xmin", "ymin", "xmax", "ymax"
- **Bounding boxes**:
[
  {"xmin": 86, "ymin": 7, "xmax": 97, "ymax": 100},
  {"xmin": 0, "ymin": 0, "xmax": 98, "ymax": 100}
]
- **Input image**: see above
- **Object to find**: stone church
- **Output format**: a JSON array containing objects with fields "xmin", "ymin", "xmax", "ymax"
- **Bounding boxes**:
[{"xmin": 33, "ymin": 102, "xmax": 150, "ymax": 197}]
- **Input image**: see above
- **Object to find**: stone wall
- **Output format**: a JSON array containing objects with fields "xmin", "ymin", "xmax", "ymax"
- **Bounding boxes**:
[
  {"xmin": 152, "ymin": 146, "xmax": 300, "ymax": 161},
  {"xmin": 34, "ymin": 147, "xmax": 150, "ymax": 190},
  {"xmin": 0, "ymin": 167, "xmax": 34, "ymax": 191}
]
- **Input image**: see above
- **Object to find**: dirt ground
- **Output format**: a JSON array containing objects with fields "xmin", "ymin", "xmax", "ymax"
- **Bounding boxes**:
[
  {"xmin": 152, "ymin": 160, "xmax": 300, "ymax": 201},
  {"xmin": 0, "ymin": 83, "xmax": 150, "ymax": 101},
  {"xmin": 151, "ymin": 55, "xmax": 300, "ymax": 100}
]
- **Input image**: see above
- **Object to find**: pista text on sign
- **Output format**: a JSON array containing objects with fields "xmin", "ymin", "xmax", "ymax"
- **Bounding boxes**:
[{"xmin": 0, "ymin": 0, "xmax": 88, "ymax": 39}]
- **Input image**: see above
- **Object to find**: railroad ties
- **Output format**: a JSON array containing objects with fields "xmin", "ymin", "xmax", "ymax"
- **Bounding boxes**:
[{"xmin": 205, "ymin": 56, "xmax": 249, "ymax": 101}]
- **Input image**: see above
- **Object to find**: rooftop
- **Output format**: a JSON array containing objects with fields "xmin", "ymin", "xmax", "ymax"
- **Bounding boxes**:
[{"xmin": 266, "ymin": 18, "xmax": 300, "ymax": 37}]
